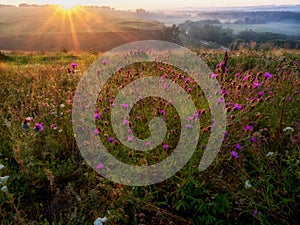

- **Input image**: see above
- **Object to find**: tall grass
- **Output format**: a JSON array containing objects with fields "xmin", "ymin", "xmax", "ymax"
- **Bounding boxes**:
[{"xmin": 0, "ymin": 49, "xmax": 299, "ymax": 224}]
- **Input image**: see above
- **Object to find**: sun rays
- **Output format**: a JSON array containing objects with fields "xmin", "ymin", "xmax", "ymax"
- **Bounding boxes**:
[{"xmin": 28, "ymin": 5, "xmax": 149, "ymax": 52}]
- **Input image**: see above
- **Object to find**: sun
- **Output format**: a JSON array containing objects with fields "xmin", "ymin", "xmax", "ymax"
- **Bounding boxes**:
[{"xmin": 56, "ymin": 1, "xmax": 79, "ymax": 11}]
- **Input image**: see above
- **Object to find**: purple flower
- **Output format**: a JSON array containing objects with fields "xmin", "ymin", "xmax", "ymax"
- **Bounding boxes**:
[
  {"xmin": 246, "ymin": 125, "xmax": 253, "ymax": 131},
  {"xmin": 107, "ymin": 137, "xmax": 114, "ymax": 143},
  {"xmin": 259, "ymin": 91, "xmax": 264, "ymax": 96},
  {"xmin": 251, "ymin": 136, "xmax": 256, "ymax": 143},
  {"xmin": 123, "ymin": 119, "xmax": 129, "ymax": 125},
  {"xmin": 128, "ymin": 129, "xmax": 133, "ymax": 134},
  {"xmin": 236, "ymin": 143, "xmax": 242, "ymax": 150},
  {"xmin": 211, "ymin": 73, "xmax": 218, "ymax": 78},
  {"xmin": 50, "ymin": 124, "xmax": 56, "ymax": 130},
  {"xmin": 102, "ymin": 59, "xmax": 108, "ymax": 65},
  {"xmin": 96, "ymin": 163, "xmax": 104, "ymax": 169},
  {"xmin": 34, "ymin": 123, "xmax": 44, "ymax": 132},
  {"xmin": 93, "ymin": 129, "xmax": 99, "ymax": 135},
  {"xmin": 163, "ymin": 144, "xmax": 169, "ymax": 149},
  {"xmin": 253, "ymin": 209, "xmax": 258, "ymax": 216},
  {"xmin": 94, "ymin": 113, "xmax": 100, "ymax": 120},
  {"xmin": 121, "ymin": 103, "xmax": 128, "ymax": 109},
  {"xmin": 230, "ymin": 150, "xmax": 239, "ymax": 159},
  {"xmin": 70, "ymin": 62, "xmax": 77, "ymax": 68},
  {"xmin": 159, "ymin": 109, "xmax": 166, "ymax": 115},
  {"xmin": 234, "ymin": 103, "xmax": 242, "ymax": 110},
  {"xmin": 264, "ymin": 72, "xmax": 272, "ymax": 79},
  {"xmin": 186, "ymin": 124, "xmax": 192, "ymax": 129},
  {"xmin": 146, "ymin": 141, "xmax": 151, "ymax": 147},
  {"xmin": 217, "ymin": 98, "xmax": 224, "ymax": 103},
  {"xmin": 235, "ymin": 73, "xmax": 240, "ymax": 77}
]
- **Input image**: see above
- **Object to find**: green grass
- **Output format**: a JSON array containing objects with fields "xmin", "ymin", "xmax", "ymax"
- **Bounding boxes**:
[{"xmin": 0, "ymin": 48, "xmax": 299, "ymax": 224}]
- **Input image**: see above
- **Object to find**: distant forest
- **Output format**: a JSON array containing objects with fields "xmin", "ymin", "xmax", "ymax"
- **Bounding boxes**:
[
  {"xmin": 197, "ymin": 11, "xmax": 300, "ymax": 24},
  {"xmin": 178, "ymin": 19, "xmax": 300, "ymax": 49}
]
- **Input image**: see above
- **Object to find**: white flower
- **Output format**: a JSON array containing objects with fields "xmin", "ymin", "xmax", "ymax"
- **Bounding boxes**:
[
  {"xmin": 0, "ymin": 164, "xmax": 4, "ymax": 170},
  {"xmin": 0, "ymin": 176, "xmax": 9, "ymax": 183},
  {"xmin": 94, "ymin": 217, "xmax": 107, "ymax": 225},
  {"xmin": 283, "ymin": 127, "xmax": 294, "ymax": 133},
  {"xmin": 1, "ymin": 186, "xmax": 8, "ymax": 192},
  {"xmin": 266, "ymin": 152, "xmax": 274, "ymax": 157},
  {"xmin": 60, "ymin": 104, "xmax": 65, "ymax": 108},
  {"xmin": 245, "ymin": 179, "xmax": 252, "ymax": 188}
]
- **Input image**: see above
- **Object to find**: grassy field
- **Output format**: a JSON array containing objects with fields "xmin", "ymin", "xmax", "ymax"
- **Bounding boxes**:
[{"xmin": 0, "ymin": 47, "xmax": 299, "ymax": 224}]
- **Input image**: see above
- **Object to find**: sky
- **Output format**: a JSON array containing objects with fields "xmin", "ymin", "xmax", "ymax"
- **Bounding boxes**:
[{"xmin": 2, "ymin": 0, "xmax": 300, "ymax": 10}]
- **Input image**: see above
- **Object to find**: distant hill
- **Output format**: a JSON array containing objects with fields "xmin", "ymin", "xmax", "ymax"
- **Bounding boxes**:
[{"xmin": 0, "ymin": 6, "xmax": 165, "ymax": 51}]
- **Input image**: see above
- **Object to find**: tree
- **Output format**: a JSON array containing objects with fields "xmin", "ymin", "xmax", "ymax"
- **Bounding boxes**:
[{"xmin": 162, "ymin": 24, "xmax": 181, "ymax": 44}]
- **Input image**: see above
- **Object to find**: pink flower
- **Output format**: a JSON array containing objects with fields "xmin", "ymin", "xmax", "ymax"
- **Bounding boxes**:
[
  {"xmin": 234, "ymin": 103, "xmax": 242, "ymax": 110},
  {"xmin": 94, "ymin": 113, "xmax": 100, "ymax": 120},
  {"xmin": 163, "ymin": 144, "xmax": 169, "ymax": 149},
  {"xmin": 246, "ymin": 125, "xmax": 253, "ymax": 131},
  {"xmin": 264, "ymin": 72, "xmax": 272, "ymax": 79},
  {"xmin": 96, "ymin": 163, "xmax": 104, "ymax": 169},
  {"xmin": 253, "ymin": 81, "xmax": 260, "ymax": 88},
  {"xmin": 102, "ymin": 59, "xmax": 108, "ymax": 65}
]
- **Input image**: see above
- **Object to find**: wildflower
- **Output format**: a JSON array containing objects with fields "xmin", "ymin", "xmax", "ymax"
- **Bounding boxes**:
[
  {"xmin": 236, "ymin": 143, "xmax": 242, "ymax": 150},
  {"xmin": 234, "ymin": 103, "xmax": 242, "ymax": 110},
  {"xmin": 1, "ymin": 186, "xmax": 8, "ymax": 192},
  {"xmin": 123, "ymin": 120, "xmax": 129, "ymax": 125},
  {"xmin": 253, "ymin": 81, "xmax": 260, "ymax": 88},
  {"xmin": 217, "ymin": 98, "xmax": 224, "ymax": 103},
  {"xmin": 107, "ymin": 137, "xmax": 114, "ymax": 143},
  {"xmin": 96, "ymin": 163, "xmax": 104, "ymax": 170},
  {"xmin": 34, "ymin": 123, "xmax": 44, "ymax": 132},
  {"xmin": 186, "ymin": 124, "xmax": 192, "ymax": 129},
  {"xmin": 224, "ymin": 131, "xmax": 229, "ymax": 137},
  {"xmin": 146, "ymin": 141, "xmax": 151, "ymax": 147},
  {"xmin": 253, "ymin": 209, "xmax": 258, "ymax": 216},
  {"xmin": 259, "ymin": 91, "xmax": 264, "ymax": 97},
  {"xmin": 0, "ymin": 176, "xmax": 9, "ymax": 184},
  {"xmin": 127, "ymin": 136, "xmax": 135, "ymax": 142},
  {"xmin": 283, "ymin": 127, "xmax": 294, "ymax": 133},
  {"xmin": 251, "ymin": 136, "xmax": 256, "ymax": 143},
  {"xmin": 266, "ymin": 152, "xmax": 274, "ymax": 157},
  {"xmin": 159, "ymin": 109, "xmax": 166, "ymax": 115},
  {"xmin": 121, "ymin": 103, "xmax": 128, "ymax": 110},
  {"xmin": 230, "ymin": 150, "xmax": 239, "ymax": 159},
  {"xmin": 211, "ymin": 73, "xmax": 218, "ymax": 78},
  {"xmin": 245, "ymin": 179, "xmax": 252, "ymax": 188},
  {"xmin": 163, "ymin": 144, "xmax": 169, "ymax": 150},
  {"xmin": 128, "ymin": 129, "xmax": 133, "ymax": 134},
  {"xmin": 93, "ymin": 129, "xmax": 99, "ymax": 135},
  {"xmin": 264, "ymin": 72, "xmax": 272, "ymax": 79},
  {"xmin": 60, "ymin": 104, "xmax": 65, "ymax": 108},
  {"xmin": 102, "ymin": 59, "xmax": 108, "ymax": 65},
  {"xmin": 94, "ymin": 217, "xmax": 107, "ymax": 225},
  {"xmin": 50, "ymin": 124, "xmax": 57, "ymax": 130},
  {"xmin": 70, "ymin": 62, "xmax": 77, "ymax": 68},
  {"xmin": 94, "ymin": 113, "xmax": 100, "ymax": 120},
  {"xmin": 245, "ymin": 125, "xmax": 253, "ymax": 131}
]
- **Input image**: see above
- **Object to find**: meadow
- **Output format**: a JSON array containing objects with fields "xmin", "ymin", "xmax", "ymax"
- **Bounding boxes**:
[{"xmin": 0, "ymin": 46, "xmax": 299, "ymax": 224}]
